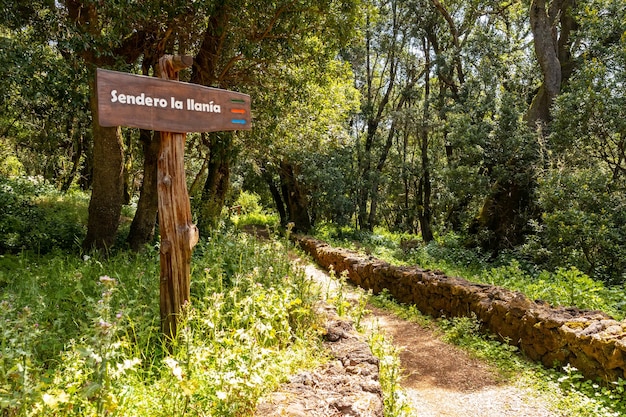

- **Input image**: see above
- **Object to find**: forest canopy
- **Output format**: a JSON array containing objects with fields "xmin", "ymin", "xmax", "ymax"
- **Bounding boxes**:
[{"xmin": 1, "ymin": 0, "xmax": 625, "ymax": 284}]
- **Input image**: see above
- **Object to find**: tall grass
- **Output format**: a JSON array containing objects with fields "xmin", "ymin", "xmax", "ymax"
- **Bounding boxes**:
[
  {"xmin": 0, "ymin": 231, "xmax": 324, "ymax": 416},
  {"xmin": 0, "ymin": 177, "xmax": 88, "ymax": 254}
]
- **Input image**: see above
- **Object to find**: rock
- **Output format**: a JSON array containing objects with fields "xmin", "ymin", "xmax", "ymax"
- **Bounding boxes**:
[
  {"xmin": 255, "ymin": 302, "xmax": 384, "ymax": 417},
  {"xmin": 325, "ymin": 319, "xmax": 354, "ymax": 342}
]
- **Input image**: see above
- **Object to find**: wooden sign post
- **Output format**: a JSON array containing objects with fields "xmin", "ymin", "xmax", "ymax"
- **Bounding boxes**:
[{"xmin": 97, "ymin": 56, "xmax": 251, "ymax": 340}]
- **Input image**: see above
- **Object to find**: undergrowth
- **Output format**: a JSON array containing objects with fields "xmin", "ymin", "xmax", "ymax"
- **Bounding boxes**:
[
  {"xmin": 0, "ymin": 176, "xmax": 87, "ymax": 254},
  {"xmin": 0, "ymin": 231, "xmax": 324, "ymax": 416}
]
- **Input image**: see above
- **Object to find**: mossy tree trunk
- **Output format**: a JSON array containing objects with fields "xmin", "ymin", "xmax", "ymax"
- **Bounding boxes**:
[
  {"xmin": 83, "ymin": 75, "xmax": 124, "ymax": 251},
  {"xmin": 280, "ymin": 160, "xmax": 311, "ymax": 233},
  {"xmin": 198, "ymin": 132, "xmax": 235, "ymax": 234}
]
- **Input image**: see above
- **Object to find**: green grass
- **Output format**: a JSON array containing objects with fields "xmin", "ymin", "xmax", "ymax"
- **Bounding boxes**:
[
  {"xmin": 2, "ymin": 178, "xmax": 623, "ymax": 417},
  {"xmin": 0, "ymin": 176, "xmax": 326, "ymax": 416},
  {"xmin": 233, "ymin": 211, "xmax": 280, "ymax": 229},
  {"xmin": 0, "ymin": 176, "xmax": 88, "ymax": 254},
  {"xmin": 0, "ymin": 231, "xmax": 325, "ymax": 416}
]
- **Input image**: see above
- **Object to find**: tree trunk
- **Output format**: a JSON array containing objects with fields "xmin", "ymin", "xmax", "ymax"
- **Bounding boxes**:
[
  {"xmin": 60, "ymin": 130, "xmax": 83, "ymax": 193},
  {"xmin": 470, "ymin": 0, "xmax": 577, "ymax": 251},
  {"xmin": 126, "ymin": 53, "xmax": 167, "ymax": 252},
  {"xmin": 367, "ymin": 66, "xmax": 419, "ymax": 230},
  {"xmin": 357, "ymin": 177, "xmax": 371, "ymax": 230},
  {"xmin": 472, "ymin": 180, "xmax": 531, "ymax": 250},
  {"xmin": 122, "ymin": 130, "xmax": 134, "ymax": 205},
  {"xmin": 357, "ymin": 126, "xmax": 373, "ymax": 231},
  {"xmin": 418, "ymin": 160, "xmax": 434, "ymax": 242},
  {"xmin": 358, "ymin": 10, "xmax": 373, "ymax": 231},
  {"xmin": 190, "ymin": 3, "xmax": 234, "ymax": 234},
  {"xmin": 356, "ymin": 6, "xmax": 400, "ymax": 232},
  {"xmin": 66, "ymin": 0, "xmax": 151, "ymax": 251},
  {"xmin": 189, "ymin": 133, "xmax": 210, "ymax": 197},
  {"xmin": 418, "ymin": 123, "xmax": 434, "ymax": 242},
  {"xmin": 279, "ymin": 161, "xmax": 311, "ymax": 232},
  {"xmin": 525, "ymin": 0, "xmax": 576, "ymax": 126},
  {"xmin": 127, "ymin": 129, "xmax": 160, "ymax": 251},
  {"xmin": 158, "ymin": 129, "xmax": 198, "ymax": 340},
  {"xmin": 156, "ymin": 55, "xmax": 198, "ymax": 341},
  {"xmin": 262, "ymin": 168, "xmax": 288, "ymax": 226},
  {"xmin": 418, "ymin": 38, "xmax": 434, "ymax": 243},
  {"xmin": 198, "ymin": 133, "xmax": 234, "ymax": 233},
  {"xmin": 82, "ymin": 75, "xmax": 124, "ymax": 252}
]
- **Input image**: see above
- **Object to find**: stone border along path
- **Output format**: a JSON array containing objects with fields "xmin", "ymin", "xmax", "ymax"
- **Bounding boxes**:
[
  {"xmin": 293, "ymin": 235, "xmax": 626, "ymax": 383},
  {"xmin": 301, "ymin": 261, "xmax": 559, "ymax": 417},
  {"xmin": 243, "ymin": 228, "xmax": 560, "ymax": 415},
  {"xmin": 254, "ymin": 293, "xmax": 385, "ymax": 417}
]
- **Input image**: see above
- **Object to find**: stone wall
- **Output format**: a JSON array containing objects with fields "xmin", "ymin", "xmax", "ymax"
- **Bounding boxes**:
[{"xmin": 294, "ymin": 235, "xmax": 626, "ymax": 382}]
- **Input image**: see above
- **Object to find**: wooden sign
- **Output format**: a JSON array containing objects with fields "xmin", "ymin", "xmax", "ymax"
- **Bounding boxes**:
[
  {"xmin": 96, "ymin": 68, "xmax": 251, "ymax": 133},
  {"xmin": 95, "ymin": 57, "xmax": 252, "ymax": 341}
]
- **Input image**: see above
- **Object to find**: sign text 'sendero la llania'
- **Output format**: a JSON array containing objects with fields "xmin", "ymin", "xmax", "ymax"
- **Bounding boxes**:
[{"xmin": 96, "ymin": 68, "xmax": 251, "ymax": 133}]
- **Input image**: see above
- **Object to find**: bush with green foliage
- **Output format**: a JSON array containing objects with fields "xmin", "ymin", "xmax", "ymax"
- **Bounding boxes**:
[
  {"xmin": 0, "ymin": 176, "xmax": 87, "ymax": 254},
  {"xmin": 230, "ymin": 191, "xmax": 280, "ymax": 229},
  {"xmin": 534, "ymin": 168, "xmax": 626, "ymax": 285},
  {"xmin": 410, "ymin": 243, "xmax": 624, "ymax": 320}
]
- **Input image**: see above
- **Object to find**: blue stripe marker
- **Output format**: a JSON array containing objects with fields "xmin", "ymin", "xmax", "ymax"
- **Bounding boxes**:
[{"xmin": 231, "ymin": 119, "xmax": 247, "ymax": 125}]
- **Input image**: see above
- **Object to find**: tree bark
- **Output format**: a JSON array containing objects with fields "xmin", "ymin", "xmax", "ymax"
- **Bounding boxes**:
[
  {"xmin": 158, "ymin": 130, "xmax": 197, "ymax": 340},
  {"xmin": 189, "ymin": 134, "xmax": 210, "ymax": 197},
  {"xmin": 471, "ymin": 180, "xmax": 531, "ymax": 250},
  {"xmin": 279, "ymin": 160, "xmax": 311, "ymax": 232},
  {"xmin": 366, "ymin": 127, "xmax": 394, "ymax": 229},
  {"xmin": 65, "ymin": 0, "xmax": 158, "ymax": 251},
  {"xmin": 469, "ymin": 1, "xmax": 578, "ymax": 251},
  {"xmin": 418, "ymin": 38, "xmax": 434, "ymax": 243},
  {"xmin": 122, "ymin": 131, "xmax": 134, "ymax": 205},
  {"xmin": 262, "ymin": 167, "xmax": 288, "ymax": 226},
  {"xmin": 525, "ymin": 0, "xmax": 576, "ymax": 126},
  {"xmin": 526, "ymin": 0, "xmax": 560, "ymax": 125},
  {"xmin": 126, "ymin": 55, "xmax": 165, "ymax": 251},
  {"xmin": 190, "ymin": 3, "xmax": 234, "ymax": 234},
  {"xmin": 357, "ymin": 6, "xmax": 399, "ymax": 232},
  {"xmin": 486, "ymin": 0, "xmax": 576, "ymax": 250},
  {"xmin": 83, "ymin": 75, "xmax": 124, "ymax": 252},
  {"xmin": 198, "ymin": 133, "xmax": 234, "ymax": 233},
  {"xmin": 127, "ymin": 129, "xmax": 160, "ymax": 251},
  {"xmin": 60, "ymin": 130, "xmax": 83, "ymax": 193},
  {"xmin": 418, "ymin": 121, "xmax": 434, "ymax": 243},
  {"xmin": 156, "ymin": 55, "xmax": 198, "ymax": 341}
]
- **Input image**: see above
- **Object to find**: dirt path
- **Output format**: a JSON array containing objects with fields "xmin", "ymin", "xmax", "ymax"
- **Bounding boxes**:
[{"xmin": 301, "ymin": 263, "xmax": 559, "ymax": 417}]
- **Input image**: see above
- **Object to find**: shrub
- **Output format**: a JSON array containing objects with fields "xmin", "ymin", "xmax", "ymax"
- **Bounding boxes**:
[
  {"xmin": 536, "ymin": 168, "xmax": 626, "ymax": 285},
  {"xmin": 231, "ymin": 191, "xmax": 280, "ymax": 228},
  {"xmin": 0, "ymin": 176, "xmax": 87, "ymax": 254}
]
